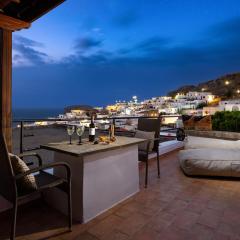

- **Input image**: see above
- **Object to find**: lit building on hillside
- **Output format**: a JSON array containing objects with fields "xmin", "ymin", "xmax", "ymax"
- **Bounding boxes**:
[
  {"xmin": 220, "ymin": 100, "xmax": 240, "ymax": 111},
  {"xmin": 186, "ymin": 92, "xmax": 215, "ymax": 101},
  {"xmin": 202, "ymin": 106, "xmax": 222, "ymax": 116},
  {"xmin": 175, "ymin": 93, "xmax": 186, "ymax": 100},
  {"xmin": 64, "ymin": 105, "xmax": 98, "ymax": 118}
]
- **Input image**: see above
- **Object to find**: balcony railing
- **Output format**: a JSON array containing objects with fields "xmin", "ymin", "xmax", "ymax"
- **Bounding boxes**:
[{"xmin": 13, "ymin": 115, "xmax": 183, "ymax": 154}]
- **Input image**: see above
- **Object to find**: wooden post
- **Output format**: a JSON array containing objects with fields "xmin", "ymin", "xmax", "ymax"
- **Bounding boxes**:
[{"xmin": 0, "ymin": 28, "xmax": 12, "ymax": 152}]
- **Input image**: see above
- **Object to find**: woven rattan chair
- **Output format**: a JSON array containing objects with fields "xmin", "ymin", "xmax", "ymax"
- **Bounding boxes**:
[
  {"xmin": 137, "ymin": 118, "xmax": 161, "ymax": 187},
  {"xmin": 0, "ymin": 133, "xmax": 72, "ymax": 240}
]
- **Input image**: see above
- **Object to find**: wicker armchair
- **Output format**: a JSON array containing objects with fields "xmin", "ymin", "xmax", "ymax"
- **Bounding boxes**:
[
  {"xmin": 0, "ymin": 133, "xmax": 72, "ymax": 240},
  {"xmin": 136, "ymin": 118, "xmax": 161, "ymax": 188}
]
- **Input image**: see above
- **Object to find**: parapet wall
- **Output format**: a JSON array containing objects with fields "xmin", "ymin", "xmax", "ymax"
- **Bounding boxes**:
[{"xmin": 186, "ymin": 130, "xmax": 240, "ymax": 140}]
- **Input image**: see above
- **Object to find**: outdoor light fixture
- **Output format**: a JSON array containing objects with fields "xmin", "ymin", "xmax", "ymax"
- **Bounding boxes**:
[{"xmin": 225, "ymin": 80, "xmax": 230, "ymax": 85}]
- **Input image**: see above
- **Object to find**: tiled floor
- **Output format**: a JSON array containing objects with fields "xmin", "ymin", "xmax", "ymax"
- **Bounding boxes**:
[{"xmin": 1, "ymin": 150, "xmax": 240, "ymax": 240}]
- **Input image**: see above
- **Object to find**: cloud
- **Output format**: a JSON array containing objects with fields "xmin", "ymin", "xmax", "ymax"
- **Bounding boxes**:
[
  {"xmin": 62, "ymin": 49, "xmax": 112, "ymax": 67},
  {"xmin": 64, "ymin": 15, "xmax": 240, "ymax": 70},
  {"xmin": 209, "ymin": 17, "xmax": 240, "ymax": 40},
  {"xmin": 112, "ymin": 10, "xmax": 138, "ymax": 27},
  {"xmin": 119, "ymin": 37, "xmax": 172, "ymax": 56},
  {"xmin": 13, "ymin": 35, "xmax": 49, "ymax": 67},
  {"xmin": 136, "ymin": 37, "xmax": 171, "ymax": 49},
  {"xmin": 14, "ymin": 35, "xmax": 44, "ymax": 48},
  {"xmin": 92, "ymin": 28, "xmax": 102, "ymax": 33},
  {"xmin": 64, "ymin": 35, "xmax": 204, "ymax": 68},
  {"xmin": 74, "ymin": 36, "xmax": 103, "ymax": 52},
  {"xmin": 116, "ymin": 16, "xmax": 240, "ymax": 68}
]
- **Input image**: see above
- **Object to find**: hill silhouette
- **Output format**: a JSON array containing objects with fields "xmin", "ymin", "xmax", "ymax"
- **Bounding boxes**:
[{"xmin": 168, "ymin": 73, "xmax": 240, "ymax": 99}]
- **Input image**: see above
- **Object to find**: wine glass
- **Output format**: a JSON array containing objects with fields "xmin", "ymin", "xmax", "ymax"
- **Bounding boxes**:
[
  {"xmin": 76, "ymin": 124, "xmax": 85, "ymax": 145},
  {"xmin": 67, "ymin": 125, "xmax": 75, "ymax": 144}
]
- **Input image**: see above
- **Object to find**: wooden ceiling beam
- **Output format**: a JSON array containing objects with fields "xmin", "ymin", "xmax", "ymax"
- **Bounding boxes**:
[
  {"xmin": 0, "ymin": 13, "xmax": 30, "ymax": 31},
  {"xmin": 0, "ymin": 0, "xmax": 20, "ymax": 9},
  {"xmin": 0, "ymin": 29, "xmax": 13, "ymax": 151}
]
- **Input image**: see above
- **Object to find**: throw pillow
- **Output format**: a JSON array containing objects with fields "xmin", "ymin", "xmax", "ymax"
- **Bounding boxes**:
[
  {"xmin": 135, "ymin": 130, "xmax": 155, "ymax": 152},
  {"xmin": 9, "ymin": 153, "xmax": 37, "ymax": 195}
]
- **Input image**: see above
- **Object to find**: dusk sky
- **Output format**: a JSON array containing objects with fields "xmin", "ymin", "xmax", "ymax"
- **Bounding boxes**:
[{"xmin": 12, "ymin": 0, "xmax": 240, "ymax": 108}]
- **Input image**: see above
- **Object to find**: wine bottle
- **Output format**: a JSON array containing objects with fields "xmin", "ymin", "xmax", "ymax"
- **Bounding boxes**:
[
  {"xmin": 109, "ymin": 123, "xmax": 116, "ymax": 142},
  {"xmin": 89, "ymin": 115, "xmax": 95, "ymax": 142}
]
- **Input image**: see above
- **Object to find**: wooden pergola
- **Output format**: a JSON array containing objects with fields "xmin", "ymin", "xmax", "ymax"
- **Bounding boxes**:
[{"xmin": 0, "ymin": 0, "xmax": 65, "ymax": 151}]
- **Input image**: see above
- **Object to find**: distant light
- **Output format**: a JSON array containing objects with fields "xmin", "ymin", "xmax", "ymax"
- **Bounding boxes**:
[
  {"xmin": 237, "ymin": 90, "xmax": 240, "ymax": 94},
  {"xmin": 207, "ymin": 95, "xmax": 214, "ymax": 103},
  {"xmin": 225, "ymin": 80, "xmax": 230, "ymax": 85},
  {"xmin": 202, "ymin": 88, "xmax": 205, "ymax": 92}
]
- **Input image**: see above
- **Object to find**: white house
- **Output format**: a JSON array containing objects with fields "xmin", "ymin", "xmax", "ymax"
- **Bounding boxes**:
[
  {"xmin": 219, "ymin": 100, "xmax": 240, "ymax": 111},
  {"xmin": 186, "ymin": 92, "xmax": 215, "ymax": 103}
]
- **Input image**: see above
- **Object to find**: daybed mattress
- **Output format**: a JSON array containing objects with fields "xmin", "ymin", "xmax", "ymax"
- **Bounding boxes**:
[
  {"xmin": 179, "ymin": 148, "xmax": 240, "ymax": 177},
  {"xmin": 184, "ymin": 137, "xmax": 240, "ymax": 150}
]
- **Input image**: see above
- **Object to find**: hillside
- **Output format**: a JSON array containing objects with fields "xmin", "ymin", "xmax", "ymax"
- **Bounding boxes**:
[{"xmin": 168, "ymin": 73, "xmax": 240, "ymax": 99}]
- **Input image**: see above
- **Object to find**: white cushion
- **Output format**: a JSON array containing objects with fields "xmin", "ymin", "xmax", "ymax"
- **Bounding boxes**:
[
  {"xmin": 179, "ymin": 148, "xmax": 240, "ymax": 177},
  {"xmin": 135, "ymin": 130, "xmax": 155, "ymax": 151},
  {"xmin": 185, "ymin": 137, "xmax": 240, "ymax": 150}
]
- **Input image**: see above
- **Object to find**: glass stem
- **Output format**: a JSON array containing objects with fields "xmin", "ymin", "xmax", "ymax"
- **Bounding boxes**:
[
  {"xmin": 70, "ymin": 135, "xmax": 72, "ymax": 145},
  {"xmin": 78, "ymin": 136, "xmax": 82, "ymax": 145}
]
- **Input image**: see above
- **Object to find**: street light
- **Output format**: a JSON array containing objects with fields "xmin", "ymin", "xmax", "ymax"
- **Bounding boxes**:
[{"xmin": 225, "ymin": 80, "xmax": 230, "ymax": 85}]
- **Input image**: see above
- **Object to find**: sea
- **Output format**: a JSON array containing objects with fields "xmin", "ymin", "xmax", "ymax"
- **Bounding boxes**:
[{"xmin": 12, "ymin": 108, "xmax": 63, "ymax": 127}]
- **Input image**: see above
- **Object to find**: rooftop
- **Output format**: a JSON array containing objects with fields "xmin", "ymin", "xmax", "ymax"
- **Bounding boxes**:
[
  {"xmin": 0, "ymin": 0, "xmax": 65, "ymax": 23},
  {"xmin": 1, "ymin": 148, "xmax": 240, "ymax": 240}
]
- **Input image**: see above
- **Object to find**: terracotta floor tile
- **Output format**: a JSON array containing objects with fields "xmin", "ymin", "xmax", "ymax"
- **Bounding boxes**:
[
  {"xmin": 157, "ymin": 226, "xmax": 191, "ymax": 240},
  {"xmin": 98, "ymin": 229, "xmax": 129, "ymax": 240},
  {"xmin": 88, "ymin": 215, "xmax": 122, "ymax": 238},
  {"xmin": 2, "ymin": 150, "xmax": 240, "ymax": 240},
  {"xmin": 212, "ymin": 232, "xmax": 231, "ymax": 240},
  {"xmin": 216, "ymin": 222, "xmax": 240, "ymax": 238},
  {"xmin": 131, "ymin": 226, "xmax": 161, "ymax": 240},
  {"xmin": 164, "ymin": 199, "xmax": 189, "ymax": 215},
  {"xmin": 187, "ymin": 224, "xmax": 214, "ymax": 240},
  {"xmin": 147, "ymin": 217, "xmax": 172, "ymax": 233},
  {"xmin": 153, "ymin": 211, "xmax": 176, "ymax": 223},
  {"xmin": 116, "ymin": 212, "xmax": 151, "ymax": 236},
  {"xmin": 222, "ymin": 210, "xmax": 240, "ymax": 226},
  {"xmin": 197, "ymin": 209, "xmax": 222, "ymax": 229},
  {"xmin": 171, "ymin": 211, "xmax": 199, "ymax": 230},
  {"xmin": 188, "ymin": 201, "xmax": 207, "ymax": 214},
  {"xmin": 73, "ymin": 231, "xmax": 100, "ymax": 240},
  {"xmin": 115, "ymin": 208, "xmax": 133, "ymax": 219}
]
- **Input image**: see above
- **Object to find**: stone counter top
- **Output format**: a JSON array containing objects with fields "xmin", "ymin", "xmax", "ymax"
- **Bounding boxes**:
[{"xmin": 40, "ymin": 136, "xmax": 145, "ymax": 157}]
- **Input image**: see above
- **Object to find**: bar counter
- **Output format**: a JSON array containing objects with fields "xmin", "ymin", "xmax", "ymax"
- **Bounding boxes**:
[{"xmin": 41, "ymin": 136, "xmax": 145, "ymax": 222}]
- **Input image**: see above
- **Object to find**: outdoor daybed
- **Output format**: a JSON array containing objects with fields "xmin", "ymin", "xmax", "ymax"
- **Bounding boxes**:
[
  {"xmin": 179, "ymin": 137, "xmax": 240, "ymax": 177},
  {"xmin": 184, "ymin": 136, "xmax": 240, "ymax": 150}
]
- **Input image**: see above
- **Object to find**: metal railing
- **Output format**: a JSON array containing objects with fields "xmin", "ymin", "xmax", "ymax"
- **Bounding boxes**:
[{"xmin": 13, "ymin": 115, "xmax": 182, "ymax": 154}]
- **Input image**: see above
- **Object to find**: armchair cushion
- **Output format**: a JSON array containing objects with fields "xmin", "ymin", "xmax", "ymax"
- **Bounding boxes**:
[
  {"xmin": 135, "ymin": 130, "xmax": 155, "ymax": 152},
  {"xmin": 9, "ymin": 154, "xmax": 37, "ymax": 195}
]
